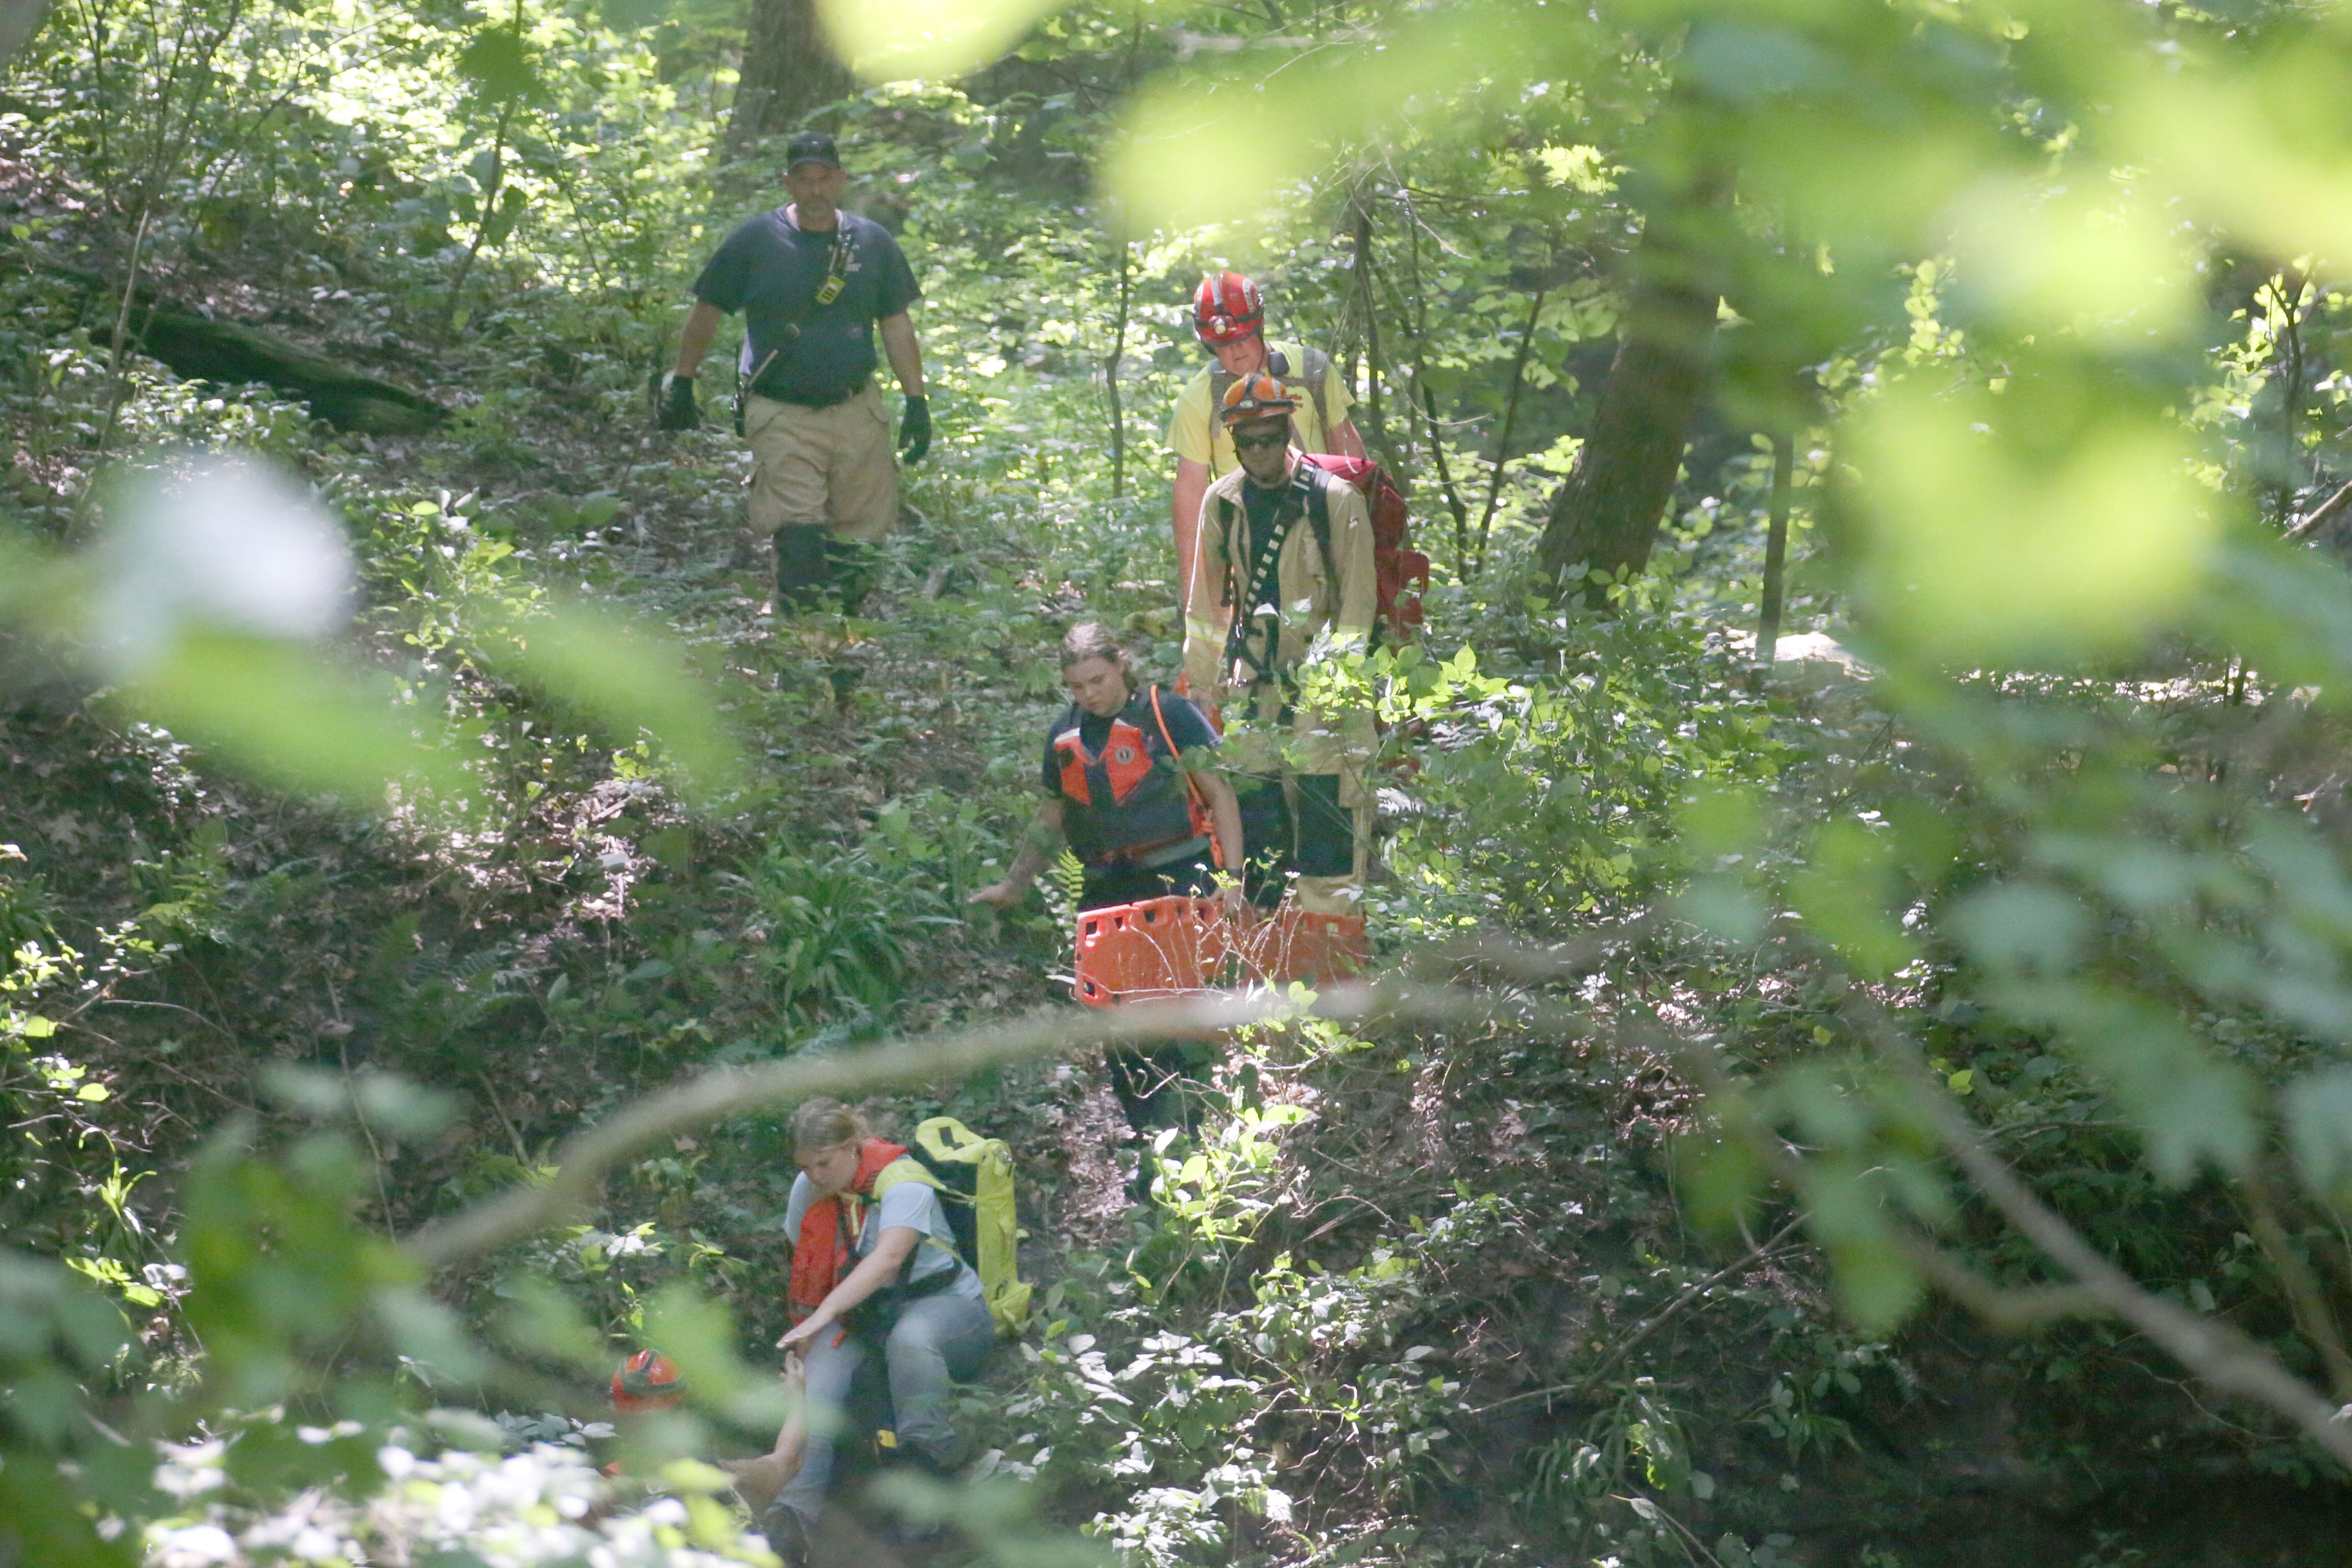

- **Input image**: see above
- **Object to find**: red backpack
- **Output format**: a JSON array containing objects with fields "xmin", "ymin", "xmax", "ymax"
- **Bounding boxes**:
[{"xmin": 1298, "ymin": 454, "xmax": 1428, "ymax": 648}]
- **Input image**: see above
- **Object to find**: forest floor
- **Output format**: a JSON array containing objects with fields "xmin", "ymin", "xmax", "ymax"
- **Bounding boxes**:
[{"xmin": 10, "ymin": 155, "xmax": 2352, "ymax": 1566}]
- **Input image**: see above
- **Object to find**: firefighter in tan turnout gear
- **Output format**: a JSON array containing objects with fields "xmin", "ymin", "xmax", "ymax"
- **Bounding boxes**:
[{"xmin": 1182, "ymin": 373, "xmax": 1379, "ymax": 916}]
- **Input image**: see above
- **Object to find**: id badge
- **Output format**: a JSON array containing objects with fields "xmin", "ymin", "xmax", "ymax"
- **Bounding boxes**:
[{"xmin": 815, "ymin": 275, "xmax": 844, "ymax": 305}]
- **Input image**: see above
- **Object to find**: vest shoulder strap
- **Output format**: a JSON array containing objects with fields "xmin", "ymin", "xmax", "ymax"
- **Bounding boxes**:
[
  {"xmin": 869, "ymin": 1157, "xmax": 955, "ymax": 1276},
  {"xmin": 1145, "ymin": 685, "xmax": 1177, "ymax": 751},
  {"xmin": 870, "ymin": 1156, "xmax": 942, "ymax": 1199},
  {"xmin": 1302, "ymin": 465, "xmax": 1339, "ymax": 590}
]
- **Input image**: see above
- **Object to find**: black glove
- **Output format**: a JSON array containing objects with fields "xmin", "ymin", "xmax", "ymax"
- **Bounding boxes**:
[
  {"xmin": 657, "ymin": 372, "xmax": 700, "ymax": 431},
  {"xmin": 897, "ymin": 394, "xmax": 932, "ymax": 464}
]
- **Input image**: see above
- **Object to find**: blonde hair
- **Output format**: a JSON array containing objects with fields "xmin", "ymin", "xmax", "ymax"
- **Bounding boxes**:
[
  {"xmin": 1060, "ymin": 621, "xmax": 1131, "ymax": 673},
  {"xmin": 790, "ymin": 1098, "xmax": 867, "ymax": 1154}
]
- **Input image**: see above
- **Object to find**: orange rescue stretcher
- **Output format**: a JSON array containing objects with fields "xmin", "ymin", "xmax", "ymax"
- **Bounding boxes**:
[{"xmin": 1072, "ymin": 896, "xmax": 1368, "ymax": 1007}]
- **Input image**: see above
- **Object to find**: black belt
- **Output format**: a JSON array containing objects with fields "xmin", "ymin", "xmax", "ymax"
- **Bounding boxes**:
[
  {"xmin": 752, "ymin": 373, "xmax": 870, "ymax": 410},
  {"xmin": 843, "ymin": 1259, "xmax": 961, "ymax": 1338},
  {"xmin": 1084, "ymin": 833, "xmax": 1211, "ymax": 871}
]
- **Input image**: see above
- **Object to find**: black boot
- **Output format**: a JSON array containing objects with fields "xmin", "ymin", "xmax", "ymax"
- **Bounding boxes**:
[
  {"xmin": 901, "ymin": 1427, "xmax": 973, "ymax": 1480},
  {"xmin": 758, "ymin": 1502, "xmax": 812, "ymax": 1568},
  {"xmin": 773, "ymin": 523, "xmax": 831, "ymax": 612},
  {"xmin": 1107, "ymin": 1042, "xmax": 1216, "ymax": 1141},
  {"xmin": 823, "ymin": 536, "xmax": 878, "ymax": 618}
]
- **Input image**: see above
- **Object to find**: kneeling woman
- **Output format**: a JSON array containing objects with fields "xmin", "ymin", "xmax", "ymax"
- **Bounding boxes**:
[
  {"xmin": 970, "ymin": 622, "xmax": 1245, "ymax": 1135},
  {"xmin": 771, "ymin": 1099, "xmax": 995, "ymax": 1545}
]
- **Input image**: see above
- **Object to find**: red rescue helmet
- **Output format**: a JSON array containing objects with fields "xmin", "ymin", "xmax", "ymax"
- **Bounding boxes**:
[
  {"xmin": 611, "ymin": 1349, "xmax": 685, "ymax": 1413},
  {"xmin": 1219, "ymin": 372, "xmax": 1297, "ymax": 426},
  {"xmin": 1193, "ymin": 272, "xmax": 1264, "ymax": 347}
]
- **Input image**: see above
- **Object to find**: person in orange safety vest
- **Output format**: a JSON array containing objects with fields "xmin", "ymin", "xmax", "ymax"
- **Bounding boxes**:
[
  {"xmin": 970, "ymin": 622, "xmax": 1246, "ymax": 1152},
  {"xmin": 969, "ymin": 621, "xmax": 1244, "ymax": 918}
]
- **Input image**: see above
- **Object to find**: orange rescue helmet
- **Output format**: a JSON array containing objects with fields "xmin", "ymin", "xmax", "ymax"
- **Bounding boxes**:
[
  {"xmin": 611, "ymin": 1349, "xmax": 685, "ymax": 1413},
  {"xmin": 1219, "ymin": 372, "xmax": 1298, "ymax": 427},
  {"xmin": 1193, "ymin": 272, "xmax": 1265, "ymax": 347}
]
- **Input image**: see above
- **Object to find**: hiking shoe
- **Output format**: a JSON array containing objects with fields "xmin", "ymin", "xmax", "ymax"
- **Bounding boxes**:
[
  {"xmin": 899, "ymin": 1430, "xmax": 973, "ymax": 1481},
  {"xmin": 759, "ymin": 1504, "xmax": 812, "ymax": 1568}
]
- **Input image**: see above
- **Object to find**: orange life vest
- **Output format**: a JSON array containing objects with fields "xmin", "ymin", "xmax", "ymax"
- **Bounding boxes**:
[
  {"xmin": 787, "ymin": 1138, "xmax": 906, "ymax": 1321},
  {"xmin": 1050, "ymin": 688, "xmax": 1210, "ymax": 867}
]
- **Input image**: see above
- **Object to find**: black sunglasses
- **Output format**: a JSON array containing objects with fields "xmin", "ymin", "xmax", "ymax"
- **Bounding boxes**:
[{"xmin": 1232, "ymin": 427, "xmax": 1289, "ymax": 452}]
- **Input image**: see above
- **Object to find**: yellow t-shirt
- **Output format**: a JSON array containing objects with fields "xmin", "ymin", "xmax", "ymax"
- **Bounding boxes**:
[{"xmin": 1165, "ymin": 340, "xmax": 1355, "ymax": 476}]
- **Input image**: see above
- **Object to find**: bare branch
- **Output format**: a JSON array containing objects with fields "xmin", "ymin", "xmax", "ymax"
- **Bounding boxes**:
[
  {"xmin": 1885, "ymin": 1231, "xmax": 2104, "ymax": 1330},
  {"xmin": 1648, "ymin": 1018, "xmax": 2110, "ymax": 1330},
  {"xmin": 404, "ymin": 971, "xmax": 1601, "ymax": 1274},
  {"xmin": 404, "ymin": 988, "xmax": 1372, "ymax": 1271},
  {"xmin": 2285, "ymin": 478, "xmax": 2352, "ymax": 543},
  {"xmin": 2240, "ymin": 1164, "xmax": 2352, "ymax": 1402},
  {"xmin": 1454, "ymin": 933, "xmax": 2345, "ymax": 1454},
  {"xmin": 1855, "ymin": 1010, "xmax": 2352, "ymax": 1468}
]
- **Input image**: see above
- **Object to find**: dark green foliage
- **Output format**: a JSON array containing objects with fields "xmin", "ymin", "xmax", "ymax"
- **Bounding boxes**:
[
  {"xmin": 13, "ymin": 0, "xmax": 2352, "ymax": 1559},
  {"xmin": 748, "ymin": 847, "xmax": 923, "ymax": 1018}
]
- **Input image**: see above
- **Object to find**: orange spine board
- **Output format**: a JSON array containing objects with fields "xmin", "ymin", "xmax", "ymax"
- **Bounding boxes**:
[{"xmin": 1072, "ymin": 896, "xmax": 1367, "ymax": 1007}]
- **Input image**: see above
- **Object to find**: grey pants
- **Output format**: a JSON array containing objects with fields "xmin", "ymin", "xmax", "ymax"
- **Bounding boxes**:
[{"xmin": 774, "ymin": 1290, "xmax": 995, "ymax": 1530}]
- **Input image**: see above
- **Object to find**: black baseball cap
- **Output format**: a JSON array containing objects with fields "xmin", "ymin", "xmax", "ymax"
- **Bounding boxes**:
[{"xmin": 785, "ymin": 131, "xmax": 842, "ymax": 171}]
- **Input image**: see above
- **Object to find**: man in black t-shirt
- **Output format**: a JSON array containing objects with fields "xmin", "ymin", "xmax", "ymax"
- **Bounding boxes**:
[{"xmin": 658, "ymin": 131, "xmax": 931, "ymax": 614}]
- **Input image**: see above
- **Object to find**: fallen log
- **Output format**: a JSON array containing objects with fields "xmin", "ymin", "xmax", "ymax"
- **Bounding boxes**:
[
  {"xmin": 130, "ymin": 307, "xmax": 446, "ymax": 433},
  {"xmin": 20, "ymin": 249, "xmax": 447, "ymax": 434}
]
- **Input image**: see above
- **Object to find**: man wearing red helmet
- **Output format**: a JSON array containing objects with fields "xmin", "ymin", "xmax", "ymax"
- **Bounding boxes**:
[
  {"xmin": 1167, "ymin": 272, "xmax": 1365, "ymax": 607},
  {"xmin": 1182, "ymin": 373, "xmax": 1377, "ymax": 914}
]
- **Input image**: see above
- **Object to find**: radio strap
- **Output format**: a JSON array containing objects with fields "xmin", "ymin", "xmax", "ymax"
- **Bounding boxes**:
[{"xmin": 1220, "ymin": 471, "xmax": 1316, "ymax": 685}]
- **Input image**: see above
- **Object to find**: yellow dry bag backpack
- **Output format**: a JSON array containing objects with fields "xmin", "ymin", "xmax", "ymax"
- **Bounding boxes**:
[{"xmin": 900, "ymin": 1116, "xmax": 1031, "ymax": 1334}]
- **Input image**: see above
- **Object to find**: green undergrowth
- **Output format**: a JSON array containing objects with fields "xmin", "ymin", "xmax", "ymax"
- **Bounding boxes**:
[{"xmin": 10, "ymin": 52, "xmax": 2352, "ymax": 1568}]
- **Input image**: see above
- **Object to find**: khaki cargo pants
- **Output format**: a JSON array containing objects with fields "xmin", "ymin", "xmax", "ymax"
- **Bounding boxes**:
[{"xmin": 743, "ymin": 382, "xmax": 898, "ymax": 543}]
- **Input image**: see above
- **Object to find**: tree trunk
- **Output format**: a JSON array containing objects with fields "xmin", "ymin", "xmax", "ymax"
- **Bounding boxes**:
[
  {"xmin": 1534, "ymin": 266, "xmax": 1715, "ymax": 597},
  {"xmin": 1349, "ymin": 201, "xmax": 1404, "ymax": 474},
  {"xmin": 724, "ymin": 0, "xmax": 851, "ymax": 158},
  {"xmin": 1104, "ymin": 238, "xmax": 1132, "ymax": 498},
  {"xmin": 1, "ymin": 0, "xmax": 44, "ymax": 64},
  {"xmin": 1757, "ymin": 431, "xmax": 1793, "ymax": 665}
]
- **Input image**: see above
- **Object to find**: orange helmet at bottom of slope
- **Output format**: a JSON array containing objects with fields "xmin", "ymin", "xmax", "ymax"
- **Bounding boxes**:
[{"xmin": 611, "ymin": 1349, "xmax": 684, "ymax": 1412}]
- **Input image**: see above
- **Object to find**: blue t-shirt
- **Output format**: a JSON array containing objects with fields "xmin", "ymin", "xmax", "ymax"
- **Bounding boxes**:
[{"xmin": 692, "ymin": 207, "xmax": 921, "ymax": 404}]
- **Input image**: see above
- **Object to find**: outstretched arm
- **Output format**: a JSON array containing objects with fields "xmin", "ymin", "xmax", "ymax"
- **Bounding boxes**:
[
  {"xmin": 776, "ymin": 1225, "xmax": 922, "ymax": 1349},
  {"xmin": 723, "ymin": 1355, "xmax": 810, "ymax": 1514},
  {"xmin": 969, "ymin": 800, "xmax": 1066, "ymax": 906}
]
